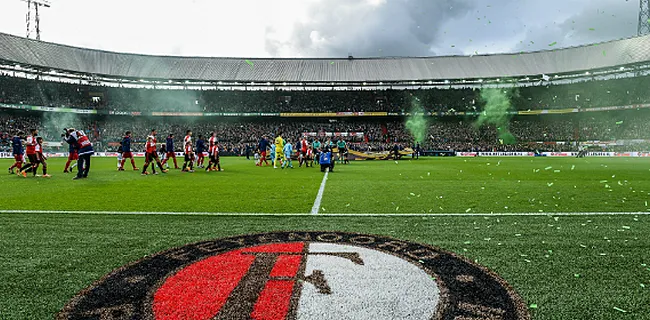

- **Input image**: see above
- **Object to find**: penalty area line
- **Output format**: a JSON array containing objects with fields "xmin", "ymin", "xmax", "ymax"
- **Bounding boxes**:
[
  {"xmin": 310, "ymin": 169, "xmax": 329, "ymax": 215},
  {"xmin": 0, "ymin": 210, "xmax": 649, "ymax": 217}
]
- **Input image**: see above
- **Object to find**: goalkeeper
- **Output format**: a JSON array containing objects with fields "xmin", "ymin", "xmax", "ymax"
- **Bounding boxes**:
[{"xmin": 274, "ymin": 133, "xmax": 285, "ymax": 169}]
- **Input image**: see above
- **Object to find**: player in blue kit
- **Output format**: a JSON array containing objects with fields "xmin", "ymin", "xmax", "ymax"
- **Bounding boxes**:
[
  {"xmin": 282, "ymin": 140, "xmax": 294, "ymax": 169},
  {"xmin": 196, "ymin": 135, "xmax": 206, "ymax": 168},
  {"xmin": 8, "ymin": 131, "xmax": 24, "ymax": 174},
  {"xmin": 118, "ymin": 131, "xmax": 138, "ymax": 170},
  {"xmin": 162, "ymin": 134, "xmax": 180, "ymax": 169}
]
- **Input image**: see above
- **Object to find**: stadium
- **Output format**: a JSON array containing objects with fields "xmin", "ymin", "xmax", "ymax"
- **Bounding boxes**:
[{"xmin": 2, "ymin": 1, "xmax": 650, "ymax": 319}]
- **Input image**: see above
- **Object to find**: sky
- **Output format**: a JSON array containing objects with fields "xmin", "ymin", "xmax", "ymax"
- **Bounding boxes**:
[{"xmin": 0, "ymin": 0, "xmax": 640, "ymax": 58}]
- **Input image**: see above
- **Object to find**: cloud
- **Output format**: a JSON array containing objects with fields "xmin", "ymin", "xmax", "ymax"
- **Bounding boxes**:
[{"xmin": 264, "ymin": 0, "xmax": 475, "ymax": 57}]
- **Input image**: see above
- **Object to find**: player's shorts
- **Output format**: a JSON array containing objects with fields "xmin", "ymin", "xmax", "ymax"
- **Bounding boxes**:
[
  {"xmin": 146, "ymin": 152, "xmax": 158, "ymax": 162},
  {"xmin": 34, "ymin": 153, "xmax": 44, "ymax": 164},
  {"xmin": 122, "ymin": 152, "xmax": 133, "ymax": 158},
  {"xmin": 184, "ymin": 153, "xmax": 194, "ymax": 162},
  {"xmin": 260, "ymin": 151, "xmax": 267, "ymax": 158},
  {"xmin": 166, "ymin": 152, "xmax": 176, "ymax": 158},
  {"xmin": 300, "ymin": 150, "xmax": 308, "ymax": 156},
  {"xmin": 196, "ymin": 151, "xmax": 204, "ymax": 157},
  {"xmin": 210, "ymin": 154, "xmax": 220, "ymax": 163},
  {"xmin": 68, "ymin": 152, "xmax": 79, "ymax": 161},
  {"xmin": 27, "ymin": 154, "xmax": 37, "ymax": 163},
  {"xmin": 13, "ymin": 154, "xmax": 22, "ymax": 162}
]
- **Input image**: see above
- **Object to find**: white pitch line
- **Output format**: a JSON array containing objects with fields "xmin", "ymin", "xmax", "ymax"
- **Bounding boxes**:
[
  {"xmin": 0, "ymin": 210, "xmax": 649, "ymax": 217},
  {"xmin": 310, "ymin": 169, "xmax": 329, "ymax": 215}
]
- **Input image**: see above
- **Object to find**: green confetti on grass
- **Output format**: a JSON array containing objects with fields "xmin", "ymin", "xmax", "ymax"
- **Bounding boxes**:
[
  {"xmin": 641, "ymin": 283, "xmax": 646, "ymax": 288},
  {"xmin": 571, "ymin": 165, "xmax": 575, "ymax": 170},
  {"xmin": 545, "ymin": 166, "xmax": 553, "ymax": 170},
  {"xmin": 600, "ymin": 180, "xmax": 608, "ymax": 183},
  {"xmin": 549, "ymin": 41, "xmax": 557, "ymax": 46},
  {"xmin": 554, "ymin": 170, "xmax": 560, "ymax": 173},
  {"xmin": 345, "ymin": 203, "xmax": 350, "ymax": 207},
  {"xmin": 466, "ymin": 208, "xmax": 472, "ymax": 213},
  {"xmin": 245, "ymin": 59, "xmax": 254, "ymax": 69},
  {"xmin": 530, "ymin": 304, "xmax": 538, "ymax": 309},
  {"xmin": 464, "ymin": 241, "xmax": 472, "ymax": 244},
  {"xmin": 547, "ymin": 182, "xmax": 554, "ymax": 187},
  {"xmin": 616, "ymin": 121, "xmax": 624, "ymax": 125},
  {"xmin": 613, "ymin": 307, "xmax": 627, "ymax": 313},
  {"xmin": 574, "ymin": 273, "xmax": 581, "ymax": 278},
  {"xmin": 589, "ymin": 28, "xmax": 595, "ymax": 31}
]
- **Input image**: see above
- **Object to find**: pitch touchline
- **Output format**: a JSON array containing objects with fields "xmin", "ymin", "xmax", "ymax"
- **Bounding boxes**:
[
  {"xmin": 1, "ymin": 210, "xmax": 649, "ymax": 216},
  {"xmin": 310, "ymin": 170, "xmax": 329, "ymax": 215}
]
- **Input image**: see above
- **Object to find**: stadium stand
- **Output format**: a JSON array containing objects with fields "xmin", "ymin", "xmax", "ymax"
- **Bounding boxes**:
[{"xmin": 3, "ymin": 32, "xmax": 650, "ymax": 155}]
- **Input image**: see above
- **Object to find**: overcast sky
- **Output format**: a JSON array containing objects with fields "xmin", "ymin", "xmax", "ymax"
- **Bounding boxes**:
[{"xmin": 0, "ymin": 0, "xmax": 639, "ymax": 58}]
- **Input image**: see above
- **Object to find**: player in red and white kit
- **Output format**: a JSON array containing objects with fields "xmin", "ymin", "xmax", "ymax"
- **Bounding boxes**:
[
  {"xmin": 183, "ymin": 130, "xmax": 194, "ymax": 167},
  {"xmin": 205, "ymin": 132, "xmax": 222, "ymax": 172},
  {"xmin": 141, "ymin": 129, "xmax": 168, "ymax": 175},
  {"xmin": 182, "ymin": 140, "xmax": 195, "ymax": 172},
  {"xmin": 298, "ymin": 137, "xmax": 311, "ymax": 167},
  {"xmin": 18, "ymin": 129, "xmax": 39, "ymax": 176}
]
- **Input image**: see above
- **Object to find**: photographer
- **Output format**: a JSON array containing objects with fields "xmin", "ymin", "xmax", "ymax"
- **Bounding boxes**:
[{"xmin": 64, "ymin": 128, "xmax": 94, "ymax": 180}]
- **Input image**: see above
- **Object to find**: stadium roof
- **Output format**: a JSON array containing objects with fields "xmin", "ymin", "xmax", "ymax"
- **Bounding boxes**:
[{"xmin": 1, "ymin": 32, "xmax": 650, "ymax": 83}]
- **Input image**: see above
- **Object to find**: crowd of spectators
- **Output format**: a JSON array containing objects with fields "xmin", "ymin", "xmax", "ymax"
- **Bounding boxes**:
[
  {"xmin": 2, "ymin": 74, "xmax": 650, "ymax": 113},
  {"xmin": 3, "ymin": 110, "xmax": 650, "ymax": 153}
]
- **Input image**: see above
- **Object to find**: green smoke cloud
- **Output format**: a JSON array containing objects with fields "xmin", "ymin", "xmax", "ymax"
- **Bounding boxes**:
[
  {"xmin": 405, "ymin": 96, "xmax": 429, "ymax": 144},
  {"xmin": 476, "ymin": 88, "xmax": 517, "ymax": 145}
]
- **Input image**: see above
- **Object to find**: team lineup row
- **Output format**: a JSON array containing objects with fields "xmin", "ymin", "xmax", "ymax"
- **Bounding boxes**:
[{"xmin": 6, "ymin": 128, "xmax": 351, "ymax": 179}]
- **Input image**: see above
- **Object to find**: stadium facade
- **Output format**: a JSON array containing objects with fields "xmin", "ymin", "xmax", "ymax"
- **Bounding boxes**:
[{"xmin": 2, "ymin": 32, "xmax": 650, "ymax": 88}]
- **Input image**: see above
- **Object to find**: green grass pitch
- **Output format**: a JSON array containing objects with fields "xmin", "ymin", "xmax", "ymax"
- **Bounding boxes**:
[{"xmin": 1, "ymin": 156, "xmax": 649, "ymax": 319}]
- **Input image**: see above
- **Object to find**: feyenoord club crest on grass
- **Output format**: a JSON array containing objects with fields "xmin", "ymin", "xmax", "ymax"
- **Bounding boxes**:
[{"xmin": 58, "ymin": 232, "xmax": 530, "ymax": 320}]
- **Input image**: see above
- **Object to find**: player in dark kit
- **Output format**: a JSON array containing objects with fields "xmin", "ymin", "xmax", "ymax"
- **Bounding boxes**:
[
  {"xmin": 63, "ymin": 134, "xmax": 79, "ymax": 173},
  {"xmin": 161, "ymin": 134, "xmax": 180, "ymax": 169},
  {"xmin": 257, "ymin": 135, "xmax": 270, "ymax": 166},
  {"xmin": 63, "ymin": 128, "xmax": 95, "ymax": 180},
  {"xmin": 196, "ymin": 135, "xmax": 206, "ymax": 168},
  {"xmin": 118, "ymin": 131, "xmax": 138, "ymax": 170},
  {"xmin": 8, "ymin": 131, "xmax": 24, "ymax": 174}
]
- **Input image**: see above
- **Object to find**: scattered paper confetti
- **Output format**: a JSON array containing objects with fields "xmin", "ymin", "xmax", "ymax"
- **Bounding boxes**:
[
  {"xmin": 613, "ymin": 307, "xmax": 627, "ymax": 313},
  {"xmin": 529, "ymin": 304, "xmax": 538, "ymax": 309},
  {"xmin": 466, "ymin": 208, "xmax": 472, "ymax": 213},
  {"xmin": 345, "ymin": 203, "xmax": 350, "ymax": 207},
  {"xmin": 589, "ymin": 28, "xmax": 595, "ymax": 31},
  {"xmin": 545, "ymin": 166, "xmax": 553, "ymax": 170},
  {"xmin": 245, "ymin": 59, "xmax": 254, "ymax": 69},
  {"xmin": 549, "ymin": 41, "xmax": 557, "ymax": 46},
  {"xmin": 602, "ymin": 50, "xmax": 606, "ymax": 57},
  {"xmin": 574, "ymin": 273, "xmax": 581, "ymax": 278},
  {"xmin": 330, "ymin": 61, "xmax": 335, "ymax": 65},
  {"xmin": 547, "ymin": 183, "xmax": 554, "ymax": 187},
  {"xmin": 616, "ymin": 121, "xmax": 624, "ymax": 125},
  {"xmin": 571, "ymin": 165, "xmax": 575, "ymax": 170},
  {"xmin": 410, "ymin": 193, "xmax": 416, "ymax": 196},
  {"xmin": 554, "ymin": 170, "xmax": 560, "ymax": 173}
]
